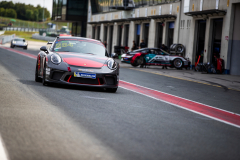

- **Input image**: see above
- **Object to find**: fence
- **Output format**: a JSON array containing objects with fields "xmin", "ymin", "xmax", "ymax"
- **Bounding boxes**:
[
  {"xmin": 0, "ymin": 34, "xmax": 15, "ymax": 44},
  {"xmin": 3, "ymin": 27, "xmax": 40, "ymax": 32},
  {"xmin": 32, "ymin": 33, "xmax": 56, "ymax": 41}
]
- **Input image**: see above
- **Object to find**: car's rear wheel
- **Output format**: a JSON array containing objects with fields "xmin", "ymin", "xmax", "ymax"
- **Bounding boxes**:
[
  {"xmin": 173, "ymin": 58, "xmax": 183, "ymax": 69},
  {"xmin": 35, "ymin": 63, "xmax": 42, "ymax": 82},
  {"xmin": 106, "ymin": 88, "xmax": 118, "ymax": 93}
]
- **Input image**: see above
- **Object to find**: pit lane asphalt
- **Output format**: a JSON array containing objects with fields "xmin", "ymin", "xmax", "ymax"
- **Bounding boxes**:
[{"xmin": 0, "ymin": 47, "xmax": 240, "ymax": 160}]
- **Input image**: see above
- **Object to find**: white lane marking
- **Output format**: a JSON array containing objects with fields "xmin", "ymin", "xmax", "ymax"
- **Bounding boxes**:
[
  {"xmin": 0, "ymin": 134, "xmax": 9, "ymax": 160},
  {"xmin": 119, "ymin": 86, "xmax": 240, "ymax": 129},
  {"xmin": 82, "ymin": 96, "xmax": 106, "ymax": 100},
  {"xmin": 120, "ymin": 80, "xmax": 240, "ymax": 116}
]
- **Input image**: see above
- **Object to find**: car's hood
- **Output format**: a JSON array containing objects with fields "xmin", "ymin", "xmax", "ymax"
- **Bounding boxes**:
[
  {"xmin": 15, "ymin": 41, "xmax": 25, "ymax": 44},
  {"xmin": 56, "ymin": 52, "xmax": 108, "ymax": 68}
]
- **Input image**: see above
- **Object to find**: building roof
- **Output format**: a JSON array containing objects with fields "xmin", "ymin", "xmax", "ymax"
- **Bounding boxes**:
[{"xmin": 185, "ymin": 9, "xmax": 226, "ymax": 16}]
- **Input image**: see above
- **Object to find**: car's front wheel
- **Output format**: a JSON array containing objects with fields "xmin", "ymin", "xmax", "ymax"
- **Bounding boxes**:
[
  {"xmin": 35, "ymin": 63, "xmax": 42, "ymax": 82},
  {"xmin": 42, "ymin": 64, "xmax": 50, "ymax": 86},
  {"xmin": 131, "ymin": 56, "xmax": 144, "ymax": 67},
  {"xmin": 23, "ymin": 46, "xmax": 27, "ymax": 50},
  {"xmin": 173, "ymin": 58, "xmax": 183, "ymax": 69}
]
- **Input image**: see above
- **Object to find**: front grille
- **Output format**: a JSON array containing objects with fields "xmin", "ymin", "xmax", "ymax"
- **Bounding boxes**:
[
  {"xmin": 105, "ymin": 76, "xmax": 116, "ymax": 85},
  {"xmin": 69, "ymin": 77, "xmax": 100, "ymax": 85},
  {"xmin": 52, "ymin": 71, "xmax": 64, "ymax": 80}
]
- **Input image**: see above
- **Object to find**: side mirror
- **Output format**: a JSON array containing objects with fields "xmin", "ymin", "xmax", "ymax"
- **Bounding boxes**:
[
  {"xmin": 40, "ymin": 46, "xmax": 48, "ymax": 53},
  {"xmin": 111, "ymin": 53, "xmax": 116, "ymax": 58}
]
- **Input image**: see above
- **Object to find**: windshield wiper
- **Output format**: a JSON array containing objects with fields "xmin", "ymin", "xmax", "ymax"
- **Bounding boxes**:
[{"xmin": 83, "ymin": 53, "xmax": 95, "ymax": 55}]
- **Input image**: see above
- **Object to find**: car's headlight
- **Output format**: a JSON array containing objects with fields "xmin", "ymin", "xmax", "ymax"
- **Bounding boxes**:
[
  {"xmin": 51, "ymin": 54, "xmax": 61, "ymax": 64},
  {"xmin": 24, "ymin": 42, "xmax": 27, "ymax": 45},
  {"xmin": 13, "ymin": 41, "xmax": 16, "ymax": 44},
  {"xmin": 107, "ymin": 59, "xmax": 117, "ymax": 70}
]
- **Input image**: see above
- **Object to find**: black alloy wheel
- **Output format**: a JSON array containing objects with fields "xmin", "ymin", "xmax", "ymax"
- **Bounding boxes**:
[
  {"xmin": 131, "ymin": 56, "xmax": 144, "ymax": 67},
  {"xmin": 42, "ymin": 63, "xmax": 49, "ymax": 86},
  {"xmin": 35, "ymin": 63, "xmax": 42, "ymax": 82}
]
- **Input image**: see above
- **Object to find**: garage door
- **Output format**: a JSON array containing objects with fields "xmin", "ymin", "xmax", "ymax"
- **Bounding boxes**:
[{"xmin": 230, "ymin": 4, "xmax": 240, "ymax": 75}]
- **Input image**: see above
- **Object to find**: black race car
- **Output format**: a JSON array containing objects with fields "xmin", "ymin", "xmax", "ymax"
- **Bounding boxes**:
[
  {"xmin": 10, "ymin": 38, "xmax": 28, "ymax": 49},
  {"xmin": 35, "ymin": 36, "xmax": 119, "ymax": 92}
]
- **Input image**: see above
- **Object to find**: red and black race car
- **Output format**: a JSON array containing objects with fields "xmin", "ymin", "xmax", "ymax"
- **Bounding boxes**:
[
  {"xmin": 121, "ymin": 48, "xmax": 190, "ymax": 69},
  {"xmin": 35, "ymin": 36, "xmax": 119, "ymax": 92}
]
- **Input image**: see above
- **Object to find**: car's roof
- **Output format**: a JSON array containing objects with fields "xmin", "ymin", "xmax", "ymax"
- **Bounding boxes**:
[
  {"xmin": 132, "ymin": 48, "xmax": 161, "ymax": 52},
  {"xmin": 14, "ymin": 38, "xmax": 24, "ymax": 40},
  {"xmin": 57, "ymin": 36, "xmax": 101, "ymax": 43}
]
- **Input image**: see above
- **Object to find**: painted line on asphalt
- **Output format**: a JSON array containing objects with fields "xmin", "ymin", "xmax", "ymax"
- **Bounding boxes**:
[
  {"xmin": 129, "ymin": 68, "xmax": 240, "ymax": 92},
  {"xmin": 119, "ymin": 80, "xmax": 240, "ymax": 128},
  {"xmin": 0, "ymin": 46, "xmax": 36, "ymax": 59},
  {"xmin": 0, "ymin": 134, "xmax": 9, "ymax": 160},
  {"xmin": 2, "ymin": 46, "xmax": 240, "ymax": 128}
]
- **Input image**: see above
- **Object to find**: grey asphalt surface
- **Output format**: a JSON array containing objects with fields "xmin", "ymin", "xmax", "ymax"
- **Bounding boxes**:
[{"xmin": 0, "ymin": 47, "xmax": 240, "ymax": 160}]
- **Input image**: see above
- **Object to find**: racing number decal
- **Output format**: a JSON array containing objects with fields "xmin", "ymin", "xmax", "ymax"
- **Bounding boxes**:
[
  {"xmin": 56, "ymin": 43, "xmax": 61, "ymax": 48},
  {"xmin": 62, "ymin": 43, "xmax": 73, "ymax": 47},
  {"xmin": 56, "ymin": 43, "xmax": 73, "ymax": 48}
]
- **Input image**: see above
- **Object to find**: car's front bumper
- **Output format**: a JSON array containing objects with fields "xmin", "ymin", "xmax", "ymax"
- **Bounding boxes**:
[
  {"xmin": 13, "ymin": 44, "xmax": 27, "ymax": 47},
  {"xmin": 44, "ymin": 65, "xmax": 119, "ymax": 88}
]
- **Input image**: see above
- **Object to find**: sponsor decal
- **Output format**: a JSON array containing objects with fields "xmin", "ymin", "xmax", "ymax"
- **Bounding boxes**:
[{"xmin": 78, "ymin": 69, "xmax": 94, "ymax": 72}]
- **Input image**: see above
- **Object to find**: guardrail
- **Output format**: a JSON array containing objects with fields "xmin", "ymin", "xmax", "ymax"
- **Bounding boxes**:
[
  {"xmin": 0, "ymin": 34, "xmax": 15, "ymax": 44},
  {"xmin": 32, "ymin": 33, "xmax": 56, "ymax": 41}
]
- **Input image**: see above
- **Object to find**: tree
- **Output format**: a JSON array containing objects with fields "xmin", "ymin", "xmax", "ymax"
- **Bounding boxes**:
[
  {"xmin": 0, "ymin": 8, "xmax": 5, "ymax": 17},
  {"xmin": 33, "ymin": 9, "xmax": 39, "ymax": 21},
  {"xmin": 4, "ymin": 9, "xmax": 17, "ymax": 18},
  {"xmin": 0, "ymin": 1, "xmax": 50, "ymax": 21},
  {"xmin": 26, "ymin": 9, "xmax": 33, "ymax": 20}
]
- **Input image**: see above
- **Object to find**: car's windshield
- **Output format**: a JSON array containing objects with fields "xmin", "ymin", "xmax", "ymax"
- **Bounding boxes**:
[
  {"xmin": 53, "ymin": 38, "xmax": 106, "ymax": 57},
  {"xmin": 14, "ymin": 39, "xmax": 25, "ymax": 42}
]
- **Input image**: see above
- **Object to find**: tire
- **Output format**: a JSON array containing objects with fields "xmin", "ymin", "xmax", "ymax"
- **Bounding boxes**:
[
  {"xmin": 12, "ymin": 45, "xmax": 15, "ymax": 48},
  {"xmin": 24, "ymin": 47, "xmax": 27, "ymax": 50},
  {"xmin": 42, "ymin": 64, "xmax": 49, "ymax": 86},
  {"xmin": 175, "ymin": 44, "xmax": 185, "ymax": 54},
  {"xmin": 131, "ymin": 63, "xmax": 139, "ymax": 67},
  {"xmin": 35, "ymin": 62, "xmax": 42, "ymax": 82},
  {"xmin": 106, "ymin": 88, "xmax": 118, "ymax": 93},
  {"xmin": 131, "ymin": 56, "xmax": 144, "ymax": 67},
  {"xmin": 173, "ymin": 58, "xmax": 183, "ymax": 69}
]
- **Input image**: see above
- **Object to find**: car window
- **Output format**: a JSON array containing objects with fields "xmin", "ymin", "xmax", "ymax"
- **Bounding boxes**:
[
  {"xmin": 53, "ymin": 39, "xmax": 107, "ymax": 57},
  {"xmin": 150, "ymin": 50, "xmax": 158, "ymax": 54},
  {"xmin": 157, "ymin": 50, "xmax": 169, "ymax": 55}
]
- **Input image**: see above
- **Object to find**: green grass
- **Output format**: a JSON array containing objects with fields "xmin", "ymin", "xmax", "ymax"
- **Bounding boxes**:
[
  {"xmin": 0, "ymin": 16, "xmax": 72, "ymax": 29},
  {"xmin": 3, "ymin": 31, "xmax": 48, "ymax": 42}
]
